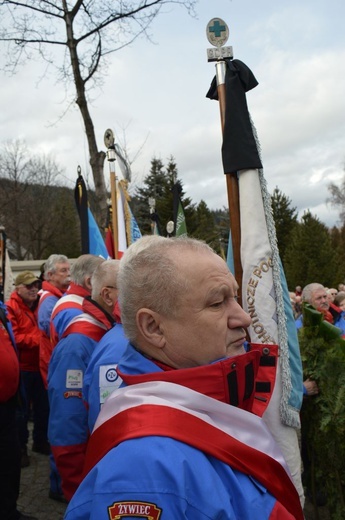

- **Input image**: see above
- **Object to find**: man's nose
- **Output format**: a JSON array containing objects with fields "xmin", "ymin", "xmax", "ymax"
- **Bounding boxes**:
[{"xmin": 229, "ymin": 302, "xmax": 252, "ymax": 328}]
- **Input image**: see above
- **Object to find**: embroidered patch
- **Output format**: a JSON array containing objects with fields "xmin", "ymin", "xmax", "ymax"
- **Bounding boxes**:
[
  {"xmin": 66, "ymin": 369, "xmax": 83, "ymax": 389},
  {"xmin": 108, "ymin": 501, "xmax": 162, "ymax": 519},
  {"xmin": 64, "ymin": 390, "xmax": 82, "ymax": 399},
  {"xmin": 99, "ymin": 364, "xmax": 120, "ymax": 385},
  {"xmin": 99, "ymin": 365, "xmax": 123, "ymax": 405}
]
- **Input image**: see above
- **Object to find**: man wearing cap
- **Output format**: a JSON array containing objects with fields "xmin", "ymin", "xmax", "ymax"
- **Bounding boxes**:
[{"xmin": 6, "ymin": 271, "xmax": 50, "ymax": 467}]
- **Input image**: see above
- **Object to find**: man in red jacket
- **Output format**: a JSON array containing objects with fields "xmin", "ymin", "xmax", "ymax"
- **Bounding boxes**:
[
  {"xmin": 6, "ymin": 271, "xmax": 50, "ymax": 468},
  {"xmin": 0, "ymin": 299, "xmax": 38, "ymax": 520}
]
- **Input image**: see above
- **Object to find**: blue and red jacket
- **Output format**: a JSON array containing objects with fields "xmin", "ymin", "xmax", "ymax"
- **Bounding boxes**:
[
  {"xmin": 50, "ymin": 283, "xmax": 90, "ymax": 348},
  {"xmin": 38, "ymin": 281, "xmax": 64, "ymax": 336},
  {"xmin": 48, "ymin": 297, "xmax": 115, "ymax": 502},
  {"xmin": 65, "ymin": 344, "xmax": 303, "ymax": 520},
  {"xmin": 38, "ymin": 281, "xmax": 65, "ymax": 386},
  {"xmin": 83, "ymin": 324, "xmax": 128, "ymax": 432}
]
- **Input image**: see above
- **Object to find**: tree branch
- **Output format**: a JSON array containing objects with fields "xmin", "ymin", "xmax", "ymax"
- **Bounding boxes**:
[
  {"xmin": 1, "ymin": 0, "xmax": 64, "ymax": 19},
  {"xmin": 2, "ymin": 36, "xmax": 66, "ymax": 46}
]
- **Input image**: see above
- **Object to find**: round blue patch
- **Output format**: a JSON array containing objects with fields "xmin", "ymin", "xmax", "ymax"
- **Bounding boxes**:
[{"xmin": 105, "ymin": 367, "xmax": 118, "ymax": 383}]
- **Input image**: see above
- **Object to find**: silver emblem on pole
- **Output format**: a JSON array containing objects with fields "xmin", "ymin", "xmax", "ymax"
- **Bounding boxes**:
[{"xmin": 206, "ymin": 18, "xmax": 233, "ymax": 62}]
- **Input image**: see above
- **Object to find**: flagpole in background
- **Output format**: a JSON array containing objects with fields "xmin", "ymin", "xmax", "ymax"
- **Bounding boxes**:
[
  {"xmin": 0, "ymin": 226, "xmax": 6, "ymax": 301},
  {"xmin": 206, "ymin": 19, "xmax": 305, "ymax": 505},
  {"xmin": 172, "ymin": 174, "xmax": 188, "ymax": 238},
  {"xmin": 104, "ymin": 129, "xmax": 119, "ymax": 259},
  {"xmin": 206, "ymin": 19, "xmax": 242, "ymax": 302},
  {"xmin": 74, "ymin": 167, "xmax": 109, "ymax": 258}
]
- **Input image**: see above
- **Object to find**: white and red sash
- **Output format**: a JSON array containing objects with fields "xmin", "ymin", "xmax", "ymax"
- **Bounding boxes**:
[
  {"xmin": 62, "ymin": 313, "xmax": 109, "ymax": 342},
  {"xmin": 50, "ymin": 294, "xmax": 85, "ymax": 346},
  {"xmin": 51, "ymin": 294, "xmax": 84, "ymax": 320},
  {"xmin": 85, "ymin": 381, "xmax": 303, "ymax": 520}
]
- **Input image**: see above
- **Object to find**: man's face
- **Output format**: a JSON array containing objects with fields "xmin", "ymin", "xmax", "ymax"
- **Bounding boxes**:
[
  {"xmin": 158, "ymin": 250, "xmax": 251, "ymax": 368},
  {"xmin": 17, "ymin": 282, "xmax": 40, "ymax": 306},
  {"xmin": 311, "ymin": 288, "xmax": 329, "ymax": 311},
  {"xmin": 48, "ymin": 262, "xmax": 71, "ymax": 291},
  {"xmin": 327, "ymin": 289, "xmax": 337, "ymax": 303}
]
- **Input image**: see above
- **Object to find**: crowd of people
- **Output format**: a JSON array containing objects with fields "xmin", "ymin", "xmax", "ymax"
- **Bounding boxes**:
[
  {"xmin": 1, "ymin": 236, "xmax": 342, "ymax": 519},
  {"xmin": 290, "ymin": 282, "xmax": 345, "ymax": 334}
]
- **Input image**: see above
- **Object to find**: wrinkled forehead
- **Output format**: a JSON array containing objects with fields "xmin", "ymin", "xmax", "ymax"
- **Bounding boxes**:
[
  {"xmin": 312, "ymin": 288, "xmax": 327, "ymax": 300},
  {"xmin": 54, "ymin": 262, "xmax": 70, "ymax": 272},
  {"xmin": 173, "ymin": 248, "xmax": 236, "ymax": 288}
]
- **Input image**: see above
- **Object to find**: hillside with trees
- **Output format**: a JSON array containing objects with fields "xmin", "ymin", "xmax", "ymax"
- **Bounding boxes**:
[{"xmin": 1, "ymin": 139, "xmax": 345, "ymax": 293}]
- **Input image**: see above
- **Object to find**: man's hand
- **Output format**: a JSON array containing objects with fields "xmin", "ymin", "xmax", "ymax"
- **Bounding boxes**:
[{"xmin": 303, "ymin": 378, "xmax": 319, "ymax": 396}]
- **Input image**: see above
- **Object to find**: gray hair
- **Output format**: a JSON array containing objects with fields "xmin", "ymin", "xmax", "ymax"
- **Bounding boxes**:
[
  {"xmin": 334, "ymin": 291, "xmax": 345, "ymax": 307},
  {"xmin": 91, "ymin": 259, "xmax": 120, "ymax": 299},
  {"xmin": 71, "ymin": 254, "xmax": 105, "ymax": 287},
  {"xmin": 302, "ymin": 283, "xmax": 325, "ymax": 304},
  {"xmin": 118, "ymin": 235, "xmax": 215, "ymax": 344},
  {"xmin": 44, "ymin": 254, "xmax": 69, "ymax": 276}
]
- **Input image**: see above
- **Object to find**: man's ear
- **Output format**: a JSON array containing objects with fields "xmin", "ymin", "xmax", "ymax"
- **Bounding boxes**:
[
  {"xmin": 100, "ymin": 286, "xmax": 117, "ymax": 308},
  {"xmin": 84, "ymin": 275, "xmax": 92, "ymax": 293},
  {"xmin": 136, "ymin": 308, "xmax": 166, "ymax": 349}
]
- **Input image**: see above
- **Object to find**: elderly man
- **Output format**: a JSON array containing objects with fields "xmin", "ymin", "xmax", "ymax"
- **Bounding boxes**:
[
  {"xmin": 296, "ymin": 283, "xmax": 334, "ymax": 330},
  {"xmin": 6, "ymin": 271, "xmax": 49, "ymax": 466},
  {"xmin": 38, "ymin": 254, "xmax": 71, "ymax": 387},
  {"xmin": 38, "ymin": 254, "xmax": 71, "ymax": 335},
  {"xmin": 50, "ymin": 254, "xmax": 105, "ymax": 347},
  {"xmin": 48, "ymin": 260, "xmax": 120, "ymax": 502},
  {"xmin": 65, "ymin": 236, "xmax": 303, "ymax": 520},
  {"xmin": 36, "ymin": 255, "xmax": 71, "ymax": 502}
]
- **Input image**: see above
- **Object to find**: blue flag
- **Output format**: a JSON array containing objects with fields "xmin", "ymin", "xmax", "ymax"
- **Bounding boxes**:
[{"xmin": 74, "ymin": 174, "xmax": 108, "ymax": 258}]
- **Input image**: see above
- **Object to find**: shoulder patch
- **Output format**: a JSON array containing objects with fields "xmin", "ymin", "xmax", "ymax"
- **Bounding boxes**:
[
  {"xmin": 108, "ymin": 501, "xmax": 162, "ymax": 519},
  {"xmin": 99, "ymin": 364, "xmax": 123, "ymax": 405},
  {"xmin": 66, "ymin": 369, "xmax": 83, "ymax": 389}
]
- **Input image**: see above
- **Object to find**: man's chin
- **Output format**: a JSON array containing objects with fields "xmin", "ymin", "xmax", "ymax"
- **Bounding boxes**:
[{"xmin": 226, "ymin": 344, "xmax": 247, "ymax": 358}]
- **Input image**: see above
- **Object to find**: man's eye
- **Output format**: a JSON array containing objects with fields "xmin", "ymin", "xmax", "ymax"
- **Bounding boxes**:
[{"xmin": 210, "ymin": 300, "xmax": 224, "ymax": 308}]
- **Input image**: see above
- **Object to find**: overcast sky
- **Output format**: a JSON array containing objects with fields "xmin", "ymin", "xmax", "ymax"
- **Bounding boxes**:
[{"xmin": 1, "ymin": 0, "xmax": 345, "ymax": 228}]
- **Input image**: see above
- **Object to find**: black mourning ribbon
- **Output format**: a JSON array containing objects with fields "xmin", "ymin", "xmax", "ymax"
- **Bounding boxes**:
[{"xmin": 206, "ymin": 59, "xmax": 263, "ymax": 174}]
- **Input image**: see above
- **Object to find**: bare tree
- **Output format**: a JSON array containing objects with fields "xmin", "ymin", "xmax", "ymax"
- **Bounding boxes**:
[
  {"xmin": 0, "ymin": 139, "xmax": 79, "ymax": 259},
  {"xmin": 0, "ymin": 0, "xmax": 197, "ymax": 224},
  {"xmin": 328, "ymin": 166, "xmax": 345, "ymax": 223},
  {"xmin": 0, "ymin": 139, "xmax": 34, "ymax": 258}
]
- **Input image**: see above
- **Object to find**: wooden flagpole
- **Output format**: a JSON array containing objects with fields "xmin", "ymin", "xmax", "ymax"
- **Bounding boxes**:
[
  {"xmin": 104, "ymin": 129, "xmax": 119, "ymax": 259},
  {"xmin": 207, "ymin": 19, "xmax": 243, "ymax": 304}
]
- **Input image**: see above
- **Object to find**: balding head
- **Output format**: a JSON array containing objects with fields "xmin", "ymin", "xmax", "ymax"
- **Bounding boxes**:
[
  {"xmin": 118, "ymin": 236, "xmax": 215, "ymax": 344},
  {"xmin": 91, "ymin": 259, "xmax": 120, "ymax": 314},
  {"xmin": 70, "ymin": 254, "xmax": 105, "ymax": 293}
]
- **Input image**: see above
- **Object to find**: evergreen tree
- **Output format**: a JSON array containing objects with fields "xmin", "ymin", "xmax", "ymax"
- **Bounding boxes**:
[
  {"xmin": 131, "ymin": 155, "xmax": 231, "ymax": 248},
  {"xmin": 284, "ymin": 211, "xmax": 336, "ymax": 288},
  {"xmin": 132, "ymin": 156, "xmax": 196, "ymax": 237},
  {"xmin": 271, "ymin": 187, "xmax": 298, "ymax": 264},
  {"xmin": 329, "ymin": 225, "xmax": 345, "ymax": 286},
  {"xmin": 192, "ymin": 200, "xmax": 217, "ymax": 244},
  {"xmin": 211, "ymin": 208, "xmax": 230, "ymax": 258},
  {"xmin": 131, "ymin": 158, "xmax": 167, "ymax": 235}
]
